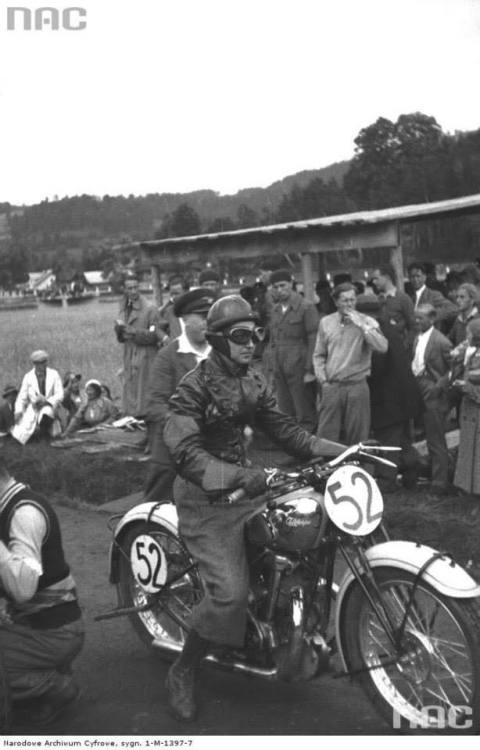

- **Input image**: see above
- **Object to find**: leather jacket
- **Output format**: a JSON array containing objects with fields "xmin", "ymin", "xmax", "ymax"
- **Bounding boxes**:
[{"xmin": 164, "ymin": 349, "xmax": 317, "ymax": 494}]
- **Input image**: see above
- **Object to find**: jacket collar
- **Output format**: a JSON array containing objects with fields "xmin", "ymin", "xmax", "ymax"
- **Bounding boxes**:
[{"xmin": 209, "ymin": 349, "xmax": 249, "ymax": 377}]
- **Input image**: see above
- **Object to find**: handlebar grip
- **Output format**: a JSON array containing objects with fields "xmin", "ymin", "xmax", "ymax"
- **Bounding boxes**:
[{"xmin": 226, "ymin": 488, "xmax": 247, "ymax": 504}]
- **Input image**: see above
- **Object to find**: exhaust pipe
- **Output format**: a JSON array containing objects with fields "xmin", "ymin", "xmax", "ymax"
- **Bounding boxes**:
[{"xmin": 152, "ymin": 636, "xmax": 278, "ymax": 679}]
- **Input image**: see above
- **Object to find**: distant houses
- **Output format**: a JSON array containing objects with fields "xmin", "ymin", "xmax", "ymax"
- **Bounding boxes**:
[
  {"xmin": 26, "ymin": 269, "xmax": 111, "ymax": 296},
  {"xmin": 27, "ymin": 269, "xmax": 56, "ymax": 294}
]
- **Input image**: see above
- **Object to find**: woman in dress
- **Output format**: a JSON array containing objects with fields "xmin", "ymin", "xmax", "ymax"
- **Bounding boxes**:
[
  {"xmin": 453, "ymin": 318, "xmax": 480, "ymax": 495},
  {"xmin": 63, "ymin": 379, "xmax": 119, "ymax": 436}
]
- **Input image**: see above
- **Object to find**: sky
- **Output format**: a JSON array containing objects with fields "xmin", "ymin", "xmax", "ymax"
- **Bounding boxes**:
[{"xmin": 1, "ymin": 0, "xmax": 480, "ymax": 206}]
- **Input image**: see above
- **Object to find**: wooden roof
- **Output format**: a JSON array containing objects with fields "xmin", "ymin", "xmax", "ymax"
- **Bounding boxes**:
[{"xmin": 140, "ymin": 193, "xmax": 480, "ymax": 251}]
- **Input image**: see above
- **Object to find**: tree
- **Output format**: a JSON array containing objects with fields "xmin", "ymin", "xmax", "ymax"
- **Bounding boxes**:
[
  {"xmin": 206, "ymin": 216, "xmax": 236, "ymax": 233},
  {"xmin": 344, "ymin": 112, "xmax": 449, "ymax": 209},
  {"xmin": 236, "ymin": 204, "xmax": 258, "ymax": 229},
  {"xmin": 164, "ymin": 203, "xmax": 202, "ymax": 238}
]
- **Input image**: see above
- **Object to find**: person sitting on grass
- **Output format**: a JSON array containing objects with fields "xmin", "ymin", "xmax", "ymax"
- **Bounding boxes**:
[
  {"xmin": 11, "ymin": 350, "xmax": 64, "ymax": 445},
  {"xmin": 0, "ymin": 384, "xmax": 18, "ymax": 437},
  {"xmin": 63, "ymin": 379, "xmax": 119, "ymax": 436},
  {"xmin": 59, "ymin": 372, "xmax": 82, "ymax": 430}
]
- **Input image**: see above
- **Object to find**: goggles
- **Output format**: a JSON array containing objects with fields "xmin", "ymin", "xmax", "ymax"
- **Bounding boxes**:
[{"xmin": 224, "ymin": 326, "xmax": 266, "ymax": 345}]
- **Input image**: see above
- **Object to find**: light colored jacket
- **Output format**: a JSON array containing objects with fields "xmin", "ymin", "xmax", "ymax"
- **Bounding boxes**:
[{"xmin": 11, "ymin": 367, "xmax": 63, "ymax": 445}]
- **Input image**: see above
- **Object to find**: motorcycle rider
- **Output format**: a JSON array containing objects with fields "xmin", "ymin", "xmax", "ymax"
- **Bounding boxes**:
[{"xmin": 163, "ymin": 295, "xmax": 346, "ymax": 721}]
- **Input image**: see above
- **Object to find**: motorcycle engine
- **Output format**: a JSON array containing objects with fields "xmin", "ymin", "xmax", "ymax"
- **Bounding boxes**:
[{"xmin": 247, "ymin": 492, "xmax": 325, "ymax": 553}]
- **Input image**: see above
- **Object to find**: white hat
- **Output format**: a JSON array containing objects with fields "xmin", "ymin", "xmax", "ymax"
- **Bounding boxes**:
[{"xmin": 30, "ymin": 350, "xmax": 48, "ymax": 363}]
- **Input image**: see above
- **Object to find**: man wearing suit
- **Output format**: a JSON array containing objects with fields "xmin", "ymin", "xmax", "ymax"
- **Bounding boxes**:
[
  {"xmin": 356, "ymin": 295, "xmax": 422, "ymax": 489},
  {"xmin": 411, "ymin": 304, "xmax": 453, "ymax": 492},
  {"xmin": 143, "ymin": 288, "xmax": 216, "ymax": 503},
  {"xmin": 11, "ymin": 351, "xmax": 64, "ymax": 445},
  {"xmin": 269, "ymin": 269, "xmax": 319, "ymax": 431},
  {"xmin": 408, "ymin": 262, "xmax": 457, "ymax": 334}
]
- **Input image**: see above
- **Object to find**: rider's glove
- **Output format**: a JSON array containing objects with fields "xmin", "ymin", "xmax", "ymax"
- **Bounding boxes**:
[
  {"xmin": 310, "ymin": 436, "xmax": 347, "ymax": 458},
  {"xmin": 240, "ymin": 467, "xmax": 267, "ymax": 498}
]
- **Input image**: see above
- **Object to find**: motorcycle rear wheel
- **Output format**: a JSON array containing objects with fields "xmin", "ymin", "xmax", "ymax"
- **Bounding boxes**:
[
  {"xmin": 116, "ymin": 522, "xmax": 201, "ymax": 649},
  {"xmin": 341, "ymin": 566, "xmax": 480, "ymax": 733}
]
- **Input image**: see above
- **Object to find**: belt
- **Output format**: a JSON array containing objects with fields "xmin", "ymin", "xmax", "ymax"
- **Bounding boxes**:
[
  {"xmin": 327, "ymin": 378, "xmax": 366, "ymax": 386},
  {"xmin": 17, "ymin": 600, "xmax": 82, "ymax": 630}
]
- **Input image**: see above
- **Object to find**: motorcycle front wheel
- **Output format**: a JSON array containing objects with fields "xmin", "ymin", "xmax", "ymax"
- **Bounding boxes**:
[
  {"xmin": 341, "ymin": 566, "xmax": 480, "ymax": 733},
  {"xmin": 116, "ymin": 522, "xmax": 201, "ymax": 650}
]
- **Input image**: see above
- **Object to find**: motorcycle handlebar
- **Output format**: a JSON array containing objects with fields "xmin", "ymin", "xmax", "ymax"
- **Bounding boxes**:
[{"xmin": 324, "ymin": 442, "xmax": 400, "ymax": 468}]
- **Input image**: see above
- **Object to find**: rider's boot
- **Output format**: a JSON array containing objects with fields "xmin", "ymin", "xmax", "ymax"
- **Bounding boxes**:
[{"xmin": 166, "ymin": 629, "xmax": 210, "ymax": 722}]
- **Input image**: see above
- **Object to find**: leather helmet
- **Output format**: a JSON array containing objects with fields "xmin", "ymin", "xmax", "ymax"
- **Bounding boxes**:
[{"xmin": 206, "ymin": 295, "xmax": 258, "ymax": 332}]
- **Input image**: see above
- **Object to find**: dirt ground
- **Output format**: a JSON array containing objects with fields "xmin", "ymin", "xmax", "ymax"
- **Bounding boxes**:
[{"xmin": 8, "ymin": 498, "xmax": 394, "ymax": 739}]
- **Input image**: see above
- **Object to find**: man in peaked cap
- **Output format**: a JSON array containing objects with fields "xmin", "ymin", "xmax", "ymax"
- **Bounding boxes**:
[
  {"xmin": 143, "ymin": 289, "xmax": 216, "ymax": 503},
  {"xmin": 11, "ymin": 351, "xmax": 63, "ymax": 444},
  {"xmin": 0, "ymin": 384, "xmax": 18, "ymax": 436}
]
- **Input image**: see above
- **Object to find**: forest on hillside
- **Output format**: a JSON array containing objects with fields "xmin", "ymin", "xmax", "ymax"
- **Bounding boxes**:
[{"xmin": 2, "ymin": 112, "xmax": 480, "ymax": 286}]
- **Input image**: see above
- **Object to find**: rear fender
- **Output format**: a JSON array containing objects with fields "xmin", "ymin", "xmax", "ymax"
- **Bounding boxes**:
[
  {"xmin": 108, "ymin": 502, "xmax": 179, "ymax": 584},
  {"xmin": 335, "ymin": 540, "xmax": 480, "ymax": 672}
]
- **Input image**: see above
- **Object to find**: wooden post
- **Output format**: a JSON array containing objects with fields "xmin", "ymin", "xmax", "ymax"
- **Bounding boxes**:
[
  {"xmin": 150, "ymin": 264, "xmax": 163, "ymax": 306},
  {"xmin": 389, "ymin": 226, "xmax": 405, "ymax": 291},
  {"xmin": 300, "ymin": 253, "xmax": 315, "ymax": 302}
]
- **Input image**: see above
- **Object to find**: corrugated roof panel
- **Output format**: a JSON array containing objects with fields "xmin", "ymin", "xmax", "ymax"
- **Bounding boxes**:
[{"xmin": 138, "ymin": 192, "xmax": 480, "ymax": 251}]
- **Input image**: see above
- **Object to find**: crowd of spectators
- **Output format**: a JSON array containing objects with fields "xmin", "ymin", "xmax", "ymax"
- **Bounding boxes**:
[{"xmin": 4, "ymin": 260, "xmax": 480, "ymax": 499}]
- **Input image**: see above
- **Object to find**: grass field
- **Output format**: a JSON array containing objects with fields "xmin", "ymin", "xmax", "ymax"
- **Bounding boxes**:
[
  {"xmin": 0, "ymin": 299, "xmax": 146, "ymax": 504},
  {"xmin": 1, "ymin": 299, "xmax": 123, "ymax": 398}
]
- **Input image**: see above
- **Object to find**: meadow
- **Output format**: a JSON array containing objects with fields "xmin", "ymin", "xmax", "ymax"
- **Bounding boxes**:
[
  {"xmin": 1, "ymin": 299, "xmax": 124, "ymax": 396},
  {"xmin": 0, "ymin": 298, "xmax": 145, "ymax": 504}
]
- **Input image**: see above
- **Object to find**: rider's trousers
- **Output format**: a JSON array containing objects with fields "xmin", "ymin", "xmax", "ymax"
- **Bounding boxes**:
[{"xmin": 173, "ymin": 476, "xmax": 260, "ymax": 647}]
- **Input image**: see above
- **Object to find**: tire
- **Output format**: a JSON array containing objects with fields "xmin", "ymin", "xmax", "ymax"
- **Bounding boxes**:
[
  {"xmin": 116, "ymin": 522, "xmax": 201, "ymax": 650},
  {"xmin": 0, "ymin": 648, "xmax": 11, "ymax": 733},
  {"xmin": 341, "ymin": 566, "xmax": 480, "ymax": 734}
]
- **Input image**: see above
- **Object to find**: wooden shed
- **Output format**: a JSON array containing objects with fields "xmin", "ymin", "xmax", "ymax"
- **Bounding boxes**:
[{"xmin": 137, "ymin": 193, "xmax": 480, "ymax": 303}]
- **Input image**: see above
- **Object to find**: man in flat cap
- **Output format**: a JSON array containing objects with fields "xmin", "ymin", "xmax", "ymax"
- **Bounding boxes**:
[
  {"xmin": 198, "ymin": 268, "xmax": 221, "ymax": 295},
  {"xmin": 11, "ymin": 351, "xmax": 63, "ymax": 445},
  {"xmin": 268, "ymin": 269, "xmax": 319, "ymax": 431},
  {"xmin": 115, "ymin": 272, "xmax": 166, "ymax": 419},
  {"xmin": 143, "ymin": 289, "xmax": 216, "ymax": 502},
  {"xmin": 0, "ymin": 384, "xmax": 18, "ymax": 436}
]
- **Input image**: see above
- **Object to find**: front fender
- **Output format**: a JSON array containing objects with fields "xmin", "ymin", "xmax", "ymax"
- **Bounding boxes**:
[
  {"xmin": 335, "ymin": 540, "xmax": 480, "ymax": 672},
  {"xmin": 108, "ymin": 502, "xmax": 179, "ymax": 584}
]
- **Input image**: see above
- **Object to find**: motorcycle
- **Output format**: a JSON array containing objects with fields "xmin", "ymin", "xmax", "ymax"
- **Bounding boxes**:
[{"xmin": 97, "ymin": 442, "xmax": 480, "ymax": 733}]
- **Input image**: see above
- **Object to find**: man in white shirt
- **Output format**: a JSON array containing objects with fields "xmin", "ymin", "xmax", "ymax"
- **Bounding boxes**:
[
  {"xmin": 411, "ymin": 304, "xmax": 453, "ymax": 492},
  {"xmin": 0, "ymin": 459, "xmax": 84, "ymax": 727},
  {"xmin": 143, "ymin": 289, "xmax": 216, "ymax": 503},
  {"xmin": 11, "ymin": 351, "xmax": 63, "ymax": 445}
]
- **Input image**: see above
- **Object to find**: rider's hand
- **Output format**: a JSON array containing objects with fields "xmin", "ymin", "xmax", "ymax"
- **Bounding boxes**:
[{"xmin": 241, "ymin": 467, "xmax": 267, "ymax": 498}]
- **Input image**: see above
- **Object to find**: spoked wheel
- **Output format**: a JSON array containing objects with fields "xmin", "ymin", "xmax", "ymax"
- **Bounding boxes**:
[
  {"xmin": 342, "ymin": 567, "xmax": 480, "ymax": 733},
  {"xmin": 116, "ymin": 522, "xmax": 202, "ymax": 649}
]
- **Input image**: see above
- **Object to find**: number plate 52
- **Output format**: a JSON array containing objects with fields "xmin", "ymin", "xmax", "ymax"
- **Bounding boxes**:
[
  {"xmin": 325, "ymin": 465, "xmax": 383, "ymax": 536},
  {"xmin": 131, "ymin": 535, "xmax": 167, "ymax": 592}
]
